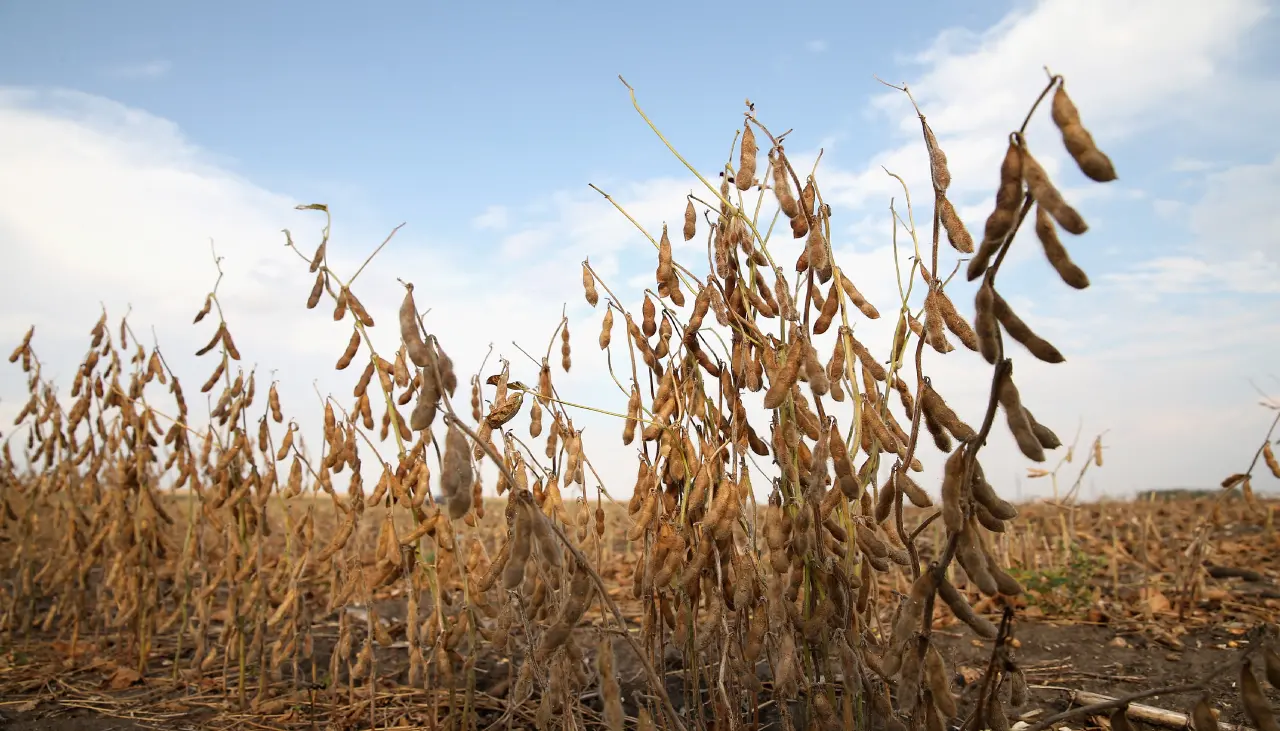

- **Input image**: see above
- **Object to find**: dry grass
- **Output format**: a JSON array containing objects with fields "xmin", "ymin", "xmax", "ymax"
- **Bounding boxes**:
[{"xmin": 2, "ymin": 72, "xmax": 1279, "ymax": 731}]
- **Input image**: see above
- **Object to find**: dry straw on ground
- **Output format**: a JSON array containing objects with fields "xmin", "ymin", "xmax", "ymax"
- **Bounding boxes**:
[{"xmin": 1, "ymin": 71, "xmax": 1278, "ymax": 731}]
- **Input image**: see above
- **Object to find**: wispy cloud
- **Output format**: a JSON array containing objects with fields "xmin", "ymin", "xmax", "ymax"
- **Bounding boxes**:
[
  {"xmin": 805, "ymin": 40, "xmax": 828, "ymax": 54},
  {"xmin": 1170, "ymin": 157, "xmax": 1216, "ymax": 173},
  {"xmin": 102, "ymin": 60, "xmax": 172, "ymax": 80},
  {"xmin": 472, "ymin": 204, "xmax": 509, "ymax": 231}
]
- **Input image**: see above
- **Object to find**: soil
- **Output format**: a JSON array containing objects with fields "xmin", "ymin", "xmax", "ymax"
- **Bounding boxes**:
[
  {"xmin": 0, "ymin": 717, "xmax": 161, "ymax": 731},
  {"xmin": 3, "ymin": 620, "xmax": 1275, "ymax": 730}
]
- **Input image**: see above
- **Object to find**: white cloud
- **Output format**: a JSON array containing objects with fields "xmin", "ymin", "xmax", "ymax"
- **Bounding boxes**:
[
  {"xmin": 1103, "ymin": 153, "xmax": 1280, "ymax": 295},
  {"xmin": 826, "ymin": 0, "xmax": 1271, "ymax": 232},
  {"xmin": 1188, "ymin": 153, "xmax": 1280, "ymax": 263},
  {"xmin": 1171, "ymin": 157, "xmax": 1216, "ymax": 174},
  {"xmin": 884, "ymin": 0, "xmax": 1267, "ymax": 137},
  {"xmin": 1103, "ymin": 254, "xmax": 1280, "ymax": 297},
  {"xmin": 806, "ymin": 40, "xmax": 828, "ymax": 54},
  {"xmin": 472, "ymin": 204, "xmax": 509, "ymax": 231},
  {"xmin": 102, "ymin": 60, "xmax": 172, "ymax": 81}
]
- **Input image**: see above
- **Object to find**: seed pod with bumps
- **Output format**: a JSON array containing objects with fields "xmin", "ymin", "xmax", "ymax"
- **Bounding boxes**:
[
  {"xmin": 991, "ymin": 291, "xmax": 1064, "ymax": 364},
  {"xmin": 1239, "ymin": 661, "xmax": 1279, "ymax": 731},
  {"xmin": 997, "ymin": 370, "xmax": 1045, "ymax": 462},
  {"xmin": 641, "ymin": 295, "xmax": 657, "ymax": 338},
  {"xmin": 1020, "ymin": 145, "xmax": 1087, "ymax": 235},
  {"xmin": 306, "ymin": 271, "xmax": 325, "ymax": 309},
  {"xmin": 956, "ymin": 522, "xmax": 999, "ymax": 596},
  {"xmin": 560, "ymin": 321, "xmax": 571, "ymax": 372},
  {"xmin": 972, "ymin": 469, "xmax": 1017, "ymax": 521},
  {"xmin": 525, "ymin": 500, "xmax": 562, "ymax": 571},
  {"xmin": 597, "ymin": 637, "xmax": 624, "ymax": 731},
  {"xmin": 1033, "ymin": 203, "xmax": 1090, "ymax": 289},
  {"xmin": 399, "ymin": 286, "xmax": 431, "ymax": 368},
  {"xmin": 799, "ymin": 176, "xmax": 816, "ymax": 219},
  {"xmin": 923, "ymin": 289, "xmax": 951, "ymax": 354},
  {"xmin": 986, "ymin": 549, "xmax": 1023, "ymax": 595},
  {"xmin": 772, "ymin": 149, "xmax": 799, "ymax": 219},
  {"xmin": 969, "ymin": 141, "xmax": 1024, "ymax": 281},
  {"xmin": 832, "ymin": 273, "xmax": 875, "ymax": 322},
  {"xmin": 812, "ymin": 282, "xmax": 841, "ymax": 337},
  {"xmin": 597, "ymin": 308, "xmax": 614, "ymax": 350},
  {"xmin": 762, "ymin": 345, "xmax": 802, "ymax": 410},
  {"xmin": 925, "ymin": 645, "xmax": 958, "ymax": 718},
  {"xmin": 937, "ymin": 579, "xmax": 997, "ymax": 638},
  {"xmin": 1262, "ymin": 443, "xmax": 1280, "ymax": 478},
  {"xmin": 940, "ymin": 448, "xmax": 968, "ymax": 532},
  {"xmin": 939, "ymin": 196, "xmax": 974, "ymax": 253},
  {"xmin": 807, "ymin": 224, "xmax": 832, "ymax": 283},
  {"xmin": 705, "ymin": 477, "xmax": 741, "ymax": 541},
  {"xmin": 502, "ymin": 508, "xmax": 532, "ymax": 591},
  {"xmin": 410, "ymin": 376, "xmax": 439, "ymax": 431},
  {"xmin": 920, "ymin": 384, "xmax": 976, "ymax": 442},
  {"xmin": 622, "ymin": 384, "xmax": 641, "ymax": 445},
  {"xmin": 923, "ymin": 120, "xmax": 951, "ymax": 193},
  {"xmin": 898, "ymin": 471, "xmax": 932, "ymax": 508},
  {"xmin": 774, "ymin": 631, "xmax": 799, "ymax": 698},
  {"xmin": 626, "ymin": 489, "xmax": 658, "ymax": 541},
  {"xmin": 442, "ymin": 423, "xmax": 474, "ymax": 517},
  {"xmin": 1010, "ymin": 667, "xmax": 1029, "ymax": 707},
  {"xmin": 805, "ymin": 347, "xmax": 829, "ymax": 398},
  {"xmin": 683, "ymin": 198, "xmax": 697, "ymax": 241},
  {"xmin": 957, "ymin": 503, "xmax": 1005, "ymax": 538},
  {"xmin": 974, "ymin": 283, "xmax": 1000, "ymax": 364},
  {"xmin": 874, "ymin": 476, "xmax": 897, "ymax": 524},
  {"xmin": 884, "ymin": 573, "xmax": 936, "ymax": 671},
  {"xmin": 1191, "ymin": 696, "xmax": 1219, "ymax": 731},
  {"xmin": 1051, "ymin": 83, "xmax": 1118, "ymax": 183},
  {"xmin": 335, "ymin": 328, "xmax": 361, "ymax": 370},
  {"xmin": 737, "ymin": 124, "xmax": 757, "ymax": 191},
  {"xmin": 1264, "ymin": 646, "xmax": 1280, "ymax": 688},
  {"xmin": 582, "ymin": 264, "xmax": 598, "ymax": 306},
  {"xmin": 528, "ymin": 397, "xmax": 543, "ymax": 439},
  {"xmin": 656, "ymin": 225, "xmax": 684, "ymax": 306},
  {"xmin": 774, "ymin": 269, "xmax": 799, "ymax": 322}
]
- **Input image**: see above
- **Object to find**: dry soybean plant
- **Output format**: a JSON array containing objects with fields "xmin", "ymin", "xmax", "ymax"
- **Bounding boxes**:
[
  {"xmin": 1, "ymin": 70, "xmax": 1278, "ymax": 731},
  {"xmin": 1174, "ymin": 399, "xmax": 1280, "ymax": 621}
]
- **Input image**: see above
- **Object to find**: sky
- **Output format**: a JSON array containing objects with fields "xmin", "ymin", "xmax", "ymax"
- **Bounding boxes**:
[{"xmin": 1, "ymin": 0, "xmax": 1278, "ymax": 505}]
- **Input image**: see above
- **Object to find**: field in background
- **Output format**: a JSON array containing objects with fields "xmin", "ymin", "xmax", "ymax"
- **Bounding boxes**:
[{"xmin": 0, "ymin": 491, "xmax": 1276, "ymax": 730}]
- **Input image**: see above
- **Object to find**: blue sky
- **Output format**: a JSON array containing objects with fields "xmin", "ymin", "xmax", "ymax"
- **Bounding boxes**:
[
  {"xmin": 0, "ymin": 2, "xmax": 1012, "ymax": 230},
  {"xmin": 1, "ymin": 0, "xmax": 1278, "ymax": 501}
]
